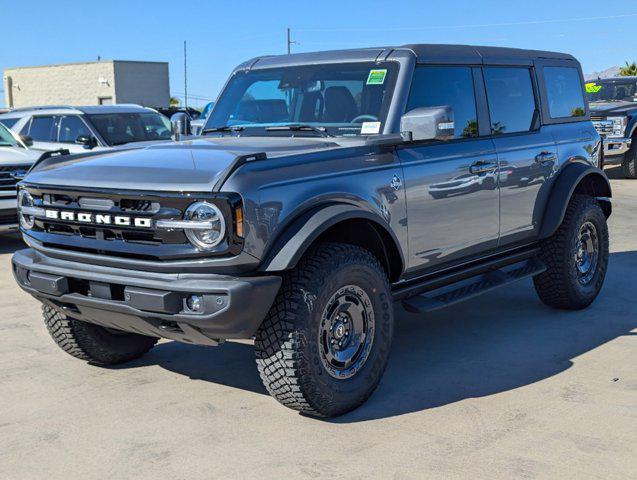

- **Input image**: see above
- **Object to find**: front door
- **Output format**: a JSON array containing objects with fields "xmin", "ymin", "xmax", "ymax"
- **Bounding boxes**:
[{"xmin": 398, "ymin": 66, "xmax": 500, "ymax": 273}]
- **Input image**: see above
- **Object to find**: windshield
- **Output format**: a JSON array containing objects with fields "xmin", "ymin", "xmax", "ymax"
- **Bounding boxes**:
[
  {"xmin": 206, "ymin": 62, "xmax": 399, "ymax": 136},
  {"xmin": 0, "ymin": 122, "xmax": 19, "ymax": 147},
  {"xmin": 586, "ymin": 79, "xmax": 637, "ymax": 102},
  {"xmin": 86, "ymin": 112, "xmax": 172, "ymax": 146}
]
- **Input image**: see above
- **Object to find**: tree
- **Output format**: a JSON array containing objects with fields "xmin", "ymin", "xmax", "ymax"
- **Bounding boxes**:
[
  {"xmin": 619, "ymin": 61, "xmax": 637, "ymax": 77},
  {"xmin": 170, "ymin": 96, "xmax": 180, "ymax": 107}
]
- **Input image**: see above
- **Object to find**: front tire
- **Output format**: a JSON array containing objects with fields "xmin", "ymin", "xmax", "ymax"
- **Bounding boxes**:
[
  {"xmin": 621, "ymin": 143, "xmax": 637, "ymax": 179},
  {"xmin": 43, "ymin": 305, "xmax": 158, "ymax": 365},
  {"xmin": 533, "ymin": 195, "xmax": 609, "ymax": 310},
  {"xmin": 254, "ymin": 243, "xmax": 393, "ymax": 417}
]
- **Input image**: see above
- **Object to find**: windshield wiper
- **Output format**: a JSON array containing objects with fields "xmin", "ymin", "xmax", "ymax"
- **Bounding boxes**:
[
  {"xmin": 202, "ymin": 125, "xmax": 246, "ymax": 134},
  {"xmin": 265, "ymin": 124, "xmax": 333, "ymax": 138}
]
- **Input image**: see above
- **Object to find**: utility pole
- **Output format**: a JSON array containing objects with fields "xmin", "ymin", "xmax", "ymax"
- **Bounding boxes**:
[
  {"xmin": 287, "ymin": 28, "xmax": 298, "ymax": 54},
  {"xmin": 184, "ymin": 40, "xmax": 188, "ymax": 109}
]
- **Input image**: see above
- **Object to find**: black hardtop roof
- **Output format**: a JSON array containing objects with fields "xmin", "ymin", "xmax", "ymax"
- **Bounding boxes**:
[{"xmin": 242, "ymin": 44, "xmax": 577, "ymax": 70}]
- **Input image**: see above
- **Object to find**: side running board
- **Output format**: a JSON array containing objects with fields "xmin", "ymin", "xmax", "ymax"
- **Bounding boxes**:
[{"xmin": 401, "ymin": 258, "xmax": 546, "ymax": 314}]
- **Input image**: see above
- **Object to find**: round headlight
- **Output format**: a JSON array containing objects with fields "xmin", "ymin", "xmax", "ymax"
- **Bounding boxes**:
[
  {"xmin": 184, "ymin": 202, "xmax": 226, "ymax": 250},
  {"xmin": 18, "ymin": 190, "xmax": 35, "ymax": 230}
]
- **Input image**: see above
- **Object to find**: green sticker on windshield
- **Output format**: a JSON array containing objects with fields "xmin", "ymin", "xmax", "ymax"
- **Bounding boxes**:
[
  {"xmin": 367, "ymin": 69, "xmax": 387, "ymax": 85},
  {"xmin": 586, "ymin": 82, "xmax": 602, "ymax": 93}
]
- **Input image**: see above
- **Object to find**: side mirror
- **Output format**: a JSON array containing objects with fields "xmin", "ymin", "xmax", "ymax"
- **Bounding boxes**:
[
  {"xmin": 400, "ymin": 106, "xmax": 455, "ymax": 142},
  {"xmin": 75, "ymin": 135, "xmax": 97, "ymax": 149},
  {"xmin": 171, "ymin": 112, "xmax": 191, "ymax": 141},
  {"xmin": 20, "ymin": 135, "xmax": 33, "ymax": 147}
]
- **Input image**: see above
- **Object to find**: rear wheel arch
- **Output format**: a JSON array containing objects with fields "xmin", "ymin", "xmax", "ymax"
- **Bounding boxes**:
[
  {"xmin": 539, "ymin": 163, "xmax": 612, "ymax": 239},
  {"xmin": 260, "ymin": 204, "xmax": 404, "ymax": 282}
]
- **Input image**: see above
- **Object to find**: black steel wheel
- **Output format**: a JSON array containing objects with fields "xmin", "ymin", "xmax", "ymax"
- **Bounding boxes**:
[
  {"xmin": 255, "ymin": 243, "xmax": 394, "ymax": 417},
  {"xmin": 534, "ymin": 195, "xmax": 609, "ymax": 310}
]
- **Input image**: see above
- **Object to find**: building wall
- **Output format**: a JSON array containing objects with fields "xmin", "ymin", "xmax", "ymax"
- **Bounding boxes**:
[
  {"xmin": 3, "ymin": 61, "xmax": 169, "ymax": 108},
  {"xmin": 3, "ymin": 62, "xmax": 116, "ymax": 108},
  {"xmin": 114, "ymin": 62, "xmax": 170, "ymax": 107}
]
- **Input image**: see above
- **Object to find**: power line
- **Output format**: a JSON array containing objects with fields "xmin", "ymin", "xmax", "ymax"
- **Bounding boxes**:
[{"xmin": 295, "ymin": 12, "xmax": 637, "ymax": 33}]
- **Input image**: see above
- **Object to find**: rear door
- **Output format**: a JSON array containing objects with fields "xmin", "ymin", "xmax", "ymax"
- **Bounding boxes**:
[
  {"xmin": 483, "ymin": 66, "xmax": 558, "ymax": 246},
  {"xmin": 21, "ymin": 115, "xmax": 60, "ymax": 152},
  {"xmin": 397, "ymin": 65, "xmax": 500, "ymax": 273}
]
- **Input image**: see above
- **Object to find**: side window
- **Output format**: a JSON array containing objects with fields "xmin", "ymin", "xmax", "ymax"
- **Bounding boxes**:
[
  {"xmin": 407, "ymin": 66, "xmax": 478, "ymax": 138},
  {"xmin": 58, "ymin": 116, "xmax": 91, "ymax": 143},
  {"xmin": 543, "ymin": 67, "xmax": 586, "ymax": 118},
  {"xmin": 27, "ymin": 116, "xmax": 58, "ymax": 142},
  {"xmin": 483, "ymin": 67, "xmax": 536, "ymax": 135}
]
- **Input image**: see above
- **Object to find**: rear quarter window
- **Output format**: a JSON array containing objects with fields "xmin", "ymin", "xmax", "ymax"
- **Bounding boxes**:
[
  {"xmin": 543, "ymin": 67, "xmax": 586, "ymax": 119},
  {"xmin": 0, "ymin": 118, "xmax": 19, "ymax": 129}
]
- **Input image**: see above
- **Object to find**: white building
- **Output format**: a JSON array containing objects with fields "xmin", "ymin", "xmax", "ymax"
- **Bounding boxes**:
[{"xmin": 3, "ymin": 60, "xmax": 170, "ymax": 109}]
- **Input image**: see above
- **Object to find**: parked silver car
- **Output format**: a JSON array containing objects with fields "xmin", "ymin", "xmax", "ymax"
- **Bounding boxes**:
[
  {"xmin": 0, "ymin": 105, "xmax": 173, "ymax": 154},
  {"xmin": 0, "ymin": 123, "xmax": 40, "ymax": 232}
]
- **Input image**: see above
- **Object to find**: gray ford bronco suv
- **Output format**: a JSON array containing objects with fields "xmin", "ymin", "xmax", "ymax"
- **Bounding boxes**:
[{"xmin": 12, "ymin": 45, "xmax": 611, "ymax": 417}]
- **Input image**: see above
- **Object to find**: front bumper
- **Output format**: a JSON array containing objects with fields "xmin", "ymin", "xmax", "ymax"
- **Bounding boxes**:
[
  {"xmin": 12, "ymin": 248, "xmax": 282, "ymax": 345},
  {"xmin": 603, "ymin": 137, "xmax": 632, "ymax": 161}
]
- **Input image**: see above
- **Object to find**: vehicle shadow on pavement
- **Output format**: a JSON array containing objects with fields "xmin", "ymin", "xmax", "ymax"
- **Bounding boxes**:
[
  {"xmin": 113, "ymin": 251, "xmax": 636, "ymax": 421},
  {"xmin": 121, "ymin": 340, "xmax": 268, "ymax": 395},
  {"xmin": 332, "ymin": 250, "xmax": 637, "ymax": 423},
  {"xmin": 0, "ymin": 233, "xmax": 25, "ymax": 255}
]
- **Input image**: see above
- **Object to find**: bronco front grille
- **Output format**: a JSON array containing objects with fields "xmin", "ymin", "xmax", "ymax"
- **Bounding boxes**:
[{"xmin": 20, "ymin": 185, "xmax": 243, "ymax": 261}]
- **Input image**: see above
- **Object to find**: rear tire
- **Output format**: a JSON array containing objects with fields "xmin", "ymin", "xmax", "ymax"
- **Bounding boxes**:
[
  {"xmin": 254, "ymin": 243, "xmax": 393, "ymax": 417},
  {"xmin": 43, "ymin": 305, "xmax": 158, "ymax": 365},
  {"xmin": 533, "ymin": 195, "xmax": 609, "ymax": 310}
]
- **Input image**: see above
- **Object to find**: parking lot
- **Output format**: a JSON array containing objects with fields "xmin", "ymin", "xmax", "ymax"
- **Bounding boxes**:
[{"xmin": 0, "ymin": 167, "xmax": 634, "ymax": 480}]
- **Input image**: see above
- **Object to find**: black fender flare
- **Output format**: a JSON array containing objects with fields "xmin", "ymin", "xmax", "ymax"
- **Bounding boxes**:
[
  {"xmin": 539, "ymin": 162, "xmax": 612, "ymax": 239},
  {"xmin": 259, "ymin": 203, "xmax": 404, "ymax": 273}
]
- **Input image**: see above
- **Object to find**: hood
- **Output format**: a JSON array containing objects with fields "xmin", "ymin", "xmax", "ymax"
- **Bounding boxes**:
[
  {"xmin": 23, "ymin": 135, "xmax": 348, "ymax": 192},
  {"xmin": 0, "ymin": 146, "xmax": 40, "ymax": 166},
  {"xmin": 589, "ymin": 101, "xmax": 637, "ymax": 117}
]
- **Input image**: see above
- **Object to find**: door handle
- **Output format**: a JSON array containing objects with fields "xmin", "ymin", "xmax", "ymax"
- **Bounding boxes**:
[
  {"xmin": 535, "ymin": 152, "xmax": 557, "ymax": 164},
  {"xmin": 469, "ymin": 160, "xmax": 498, "ymax": 174}
]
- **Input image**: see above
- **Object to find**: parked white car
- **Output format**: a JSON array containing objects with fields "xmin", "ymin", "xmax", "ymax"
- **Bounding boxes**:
[
  {"xmin": 0, "ymin": 123, "xmax": 40, "ymax": 232},
  {"xmin": 0, "ymin": 105, "xmax": 173, "ymax": 154}
]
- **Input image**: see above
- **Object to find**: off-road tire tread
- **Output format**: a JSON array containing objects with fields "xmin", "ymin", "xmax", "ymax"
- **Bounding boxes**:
[
  {"xmin": 42, "ymin": 305, "xmax": 158, "ymax": 365},
  {"xmin": 254, "ymin": 243, "xmax": 391, "ymax": 417},
  {"xmin": 621, "ymin": 144, "xmax": 637, "ymax": 179},
  {"xmin": 533, "ymin": 195, "xmax": 608, "ymax": 310}
]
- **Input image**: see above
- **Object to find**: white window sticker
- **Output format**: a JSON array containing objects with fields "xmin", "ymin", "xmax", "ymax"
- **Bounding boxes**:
[{"xmin": 361, "ymin": 122, "xmax": 381, "ymax": 135}]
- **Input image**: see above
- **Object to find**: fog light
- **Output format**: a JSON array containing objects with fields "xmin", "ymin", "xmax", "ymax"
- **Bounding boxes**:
[{"xmin": 186, "ymin": 295, "xmax": 203, "ymax": 312}]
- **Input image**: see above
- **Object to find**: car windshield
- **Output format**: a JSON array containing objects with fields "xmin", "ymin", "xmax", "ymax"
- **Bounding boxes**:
[
  {"xmin": 586, "ymin": 79, "xmax": 637, "ymax": 102},
  {"xmin": 86, "ymin": 112, "xmax": 172, "ymax": 146},
  {"xmin": 205, "ymin": 62, "xmax": 399, "ymax": 136},
  {"xmin": 0, "ymin": 122, "xmax": 19, "ymax": 147}
]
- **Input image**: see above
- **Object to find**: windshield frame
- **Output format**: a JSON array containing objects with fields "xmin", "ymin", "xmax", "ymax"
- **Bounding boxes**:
[
  {"xmin": 86, "ymin": 112, "xmax": 173, "ymax": 146},
  {"xmin": 205, "ymin": 60, "xmax": 402, "ymax": 138},
  {"xmin": 586, "ymin": 78, "xmax": 637, "ymax": 103},
  {"xmin": 0, "ymin": 122, "xmax": 21, "ymax": 148}
]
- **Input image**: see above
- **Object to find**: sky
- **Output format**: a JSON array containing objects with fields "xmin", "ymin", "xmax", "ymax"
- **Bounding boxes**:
[{"xmin": 1, "ymin": 0, "xmax": 636, "ymax": 108}]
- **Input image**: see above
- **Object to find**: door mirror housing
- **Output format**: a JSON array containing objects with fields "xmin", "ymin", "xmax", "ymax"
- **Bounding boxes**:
[
  {"xmin": 171, "ymin": 112, "xmax": 191, "ymax": 141},
  {"xmin": 400, "ymin": 106, "xmax": 455, "ymax": 142},
  {"xmin": 20, "ymin": 135, "xmax": 33, "ymax": 147},
  {"xmin": 75, "ymin": 135, "xmax": 97, "ymax": 149}
]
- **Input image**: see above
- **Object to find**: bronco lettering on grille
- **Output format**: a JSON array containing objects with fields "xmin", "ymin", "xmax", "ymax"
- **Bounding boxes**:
[{"xmin": 44, "ymin": 209, "xmax": 153, "ymax": 228}]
